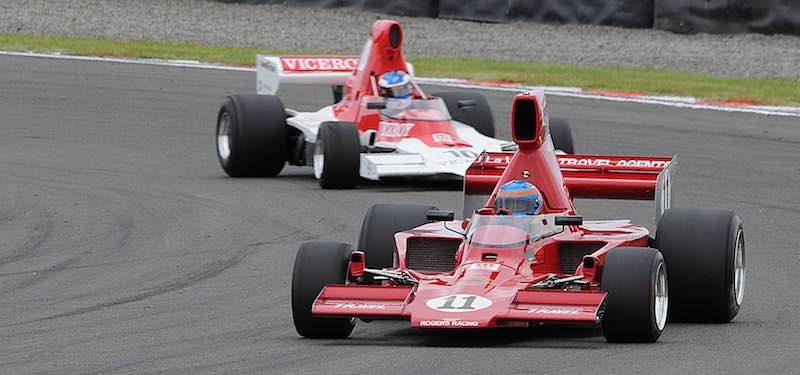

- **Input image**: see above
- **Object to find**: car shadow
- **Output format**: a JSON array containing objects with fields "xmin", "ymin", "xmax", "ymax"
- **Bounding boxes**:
[{"xmin": 309, "ymin": 322, "xmax": 606, "ymax": 349}]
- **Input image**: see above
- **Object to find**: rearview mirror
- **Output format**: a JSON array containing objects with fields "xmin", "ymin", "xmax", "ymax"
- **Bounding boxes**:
[
  {"xmin": 457, "ymin": 100, "xmax": 477, "ymax": 110},
  {"xmin": 554, "ymin": 216, "xmax": 583, "ymax": 226},
  {"xmin": 367, "ymin": 102, "xmax": 386, "ymax": 110},
  {"xmin": 427, "ymin": 210, "xmax": 455, "ymax": 222}
]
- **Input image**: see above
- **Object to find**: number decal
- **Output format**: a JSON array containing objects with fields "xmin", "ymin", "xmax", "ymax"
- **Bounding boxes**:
[
  {"xmin": 436, "ymin": 295, "xmax": 458, "ymax": 310},
  {"xmin": 426, "ymin": 294, "xmax": 492, "ymax": 312},
  {"xmin": 458, "ymin": 296, "xmax": 477, "ymax": 310},
  {"xmin": 436, "ymin": 295, "xmax": 476, "ymax": 310}
]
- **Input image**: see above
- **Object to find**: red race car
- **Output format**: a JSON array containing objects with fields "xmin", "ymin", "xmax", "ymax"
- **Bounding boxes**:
[
  {"xmin": 215, "ymin": 20, "xmax": 574, "ymax": 189},
  {"xmin": 291, "ymin": 91, "xmax": 745, "ymax": 342}
]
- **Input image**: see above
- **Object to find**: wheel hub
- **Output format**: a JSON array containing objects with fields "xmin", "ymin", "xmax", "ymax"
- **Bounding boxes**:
[
  {"xmin": 654, "ymin": 261, "xmax": 669, "ymax": 331},
  {"xmin": 217, "ymin": 112, "xmax": 232, "ymax": 161},
  {"xmin": 313, "ymin": 140, "xmax": 324, "ymax": 179},
  {"xmin": 734, "ymin": 229, "xmax": 745, "ymax": 306}
]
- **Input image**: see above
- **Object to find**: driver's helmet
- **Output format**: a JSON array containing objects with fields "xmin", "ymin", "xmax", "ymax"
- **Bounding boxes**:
[
  {"xmin": 378, "ymin": 70, "xmax": 413, "ymax": 99},
  {"xmin": 495, "ymin": 180, "xmax": 543, "ymax": 216}
]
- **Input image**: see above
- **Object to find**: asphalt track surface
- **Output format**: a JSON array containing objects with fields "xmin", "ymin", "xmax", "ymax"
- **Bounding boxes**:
[{"xmin": 1, "ymin": 54, "xmax": 799, "ymax": 374}]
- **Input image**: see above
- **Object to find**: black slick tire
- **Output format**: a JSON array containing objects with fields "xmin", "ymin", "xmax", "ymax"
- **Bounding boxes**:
[
  {"xmin": 601, "ymin": 247, "xmax": 668, "ymax": 343},
  {"xmin": 549, "ymin": 117, "xmax": 575, "ymax": 154},
  {"xmin": 433, "ymin": 91, "xmax": 495, "ymax": 138},
  {"xmin": 655, "ymin": 208, "xmax": 745, "ymax": 323},
  {"xmin": 314, "ymin": 122, "xmax": 360, "ymax": 189},
  {"xmin": 357, "ymin": 204, "xmax": 437, "ymax": 269},
  {"xmin": 291, "ymin": 241, "xmax": 355, "ymax": 339},
  {"xmin": 216, "ymin": 94, "xmax": 287, "ymax": 177}
]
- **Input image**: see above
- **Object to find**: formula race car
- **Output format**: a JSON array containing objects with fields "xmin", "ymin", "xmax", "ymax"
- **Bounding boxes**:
[
  {"xmin": 291, "ymin": 91, "xmax": 745, "ymax": 342},
  {"xmin": 215, "ymin": 20, "xmax": 574, "ymax": 188}
]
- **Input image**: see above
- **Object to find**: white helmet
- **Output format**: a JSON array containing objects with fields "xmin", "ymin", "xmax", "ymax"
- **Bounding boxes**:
[{"xmin": 378, "ymin": 70, "xmax": 413, "ymax": 99}]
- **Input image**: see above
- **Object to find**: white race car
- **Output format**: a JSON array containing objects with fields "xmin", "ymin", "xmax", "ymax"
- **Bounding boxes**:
[{"xmin": 215, "ymin": 20, "xmax": 573, "ymax": 188}]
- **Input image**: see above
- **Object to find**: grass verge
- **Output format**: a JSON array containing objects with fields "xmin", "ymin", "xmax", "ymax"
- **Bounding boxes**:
[{"xmin": 2, "ymin": 33, "xmax": 798, "ymax": 106}]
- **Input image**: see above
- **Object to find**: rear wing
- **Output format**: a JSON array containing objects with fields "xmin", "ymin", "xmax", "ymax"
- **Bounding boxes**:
[
  {"xmin": 256, "ymin": 55, "xmax": 358, "ymax": 95},
  {"xmin": 464, "ymin": 152, "xmax": 676, "ymax": 221},
  {"xmin": 256, "ymin": 55, "xmax": 415, "ymax": 95}
]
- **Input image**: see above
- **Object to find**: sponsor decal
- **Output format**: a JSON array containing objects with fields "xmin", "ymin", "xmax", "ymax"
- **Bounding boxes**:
[
  {"xmin": 420, "ymin": 319, "xmax": 480, "ymax": 327},
  {"xmin": 528, "ymin": 307, "xmax": 581, "ymax": 315},
  {"xmin": 469, "ymin": 263, "xmax": 501, "ymax": 271},
  {"xmin": 260, "ymin": 59, "xmax": 277, "ymax": 72},
  {"xmin": 426, "ymin": 294, "xmax": 493, "ymax": 312},
  {"xmin": 378, "ymin": 121, "xmax": 415, "ymax": 137},
  {"xmin": 437, "ymin": 149, "xmax": 479, "ymax": 167},
  {"xmin": 475, "ymin": 154, "xmax": 512, "ymax": 164},
  {"xmin": 432, "ymin": 133, "xmax": 454, "ymax": 143},
  {"xmin": 438, "ymin": 159, "xmax": 472, "ymax": 167},
  {"xmin": 280, "ymin": 57, "xmax": 358, "ymax": 72},
  {"xmin": 558, "ymin": 158, "xmax": 670, "ymax": 169},
  {"xmin": 444, "ymin": 150, "xmax": 478, "ymax": 159},
  {"xmin": 333, "ymin": 303, "xmax": 385, "ymax": 310}
]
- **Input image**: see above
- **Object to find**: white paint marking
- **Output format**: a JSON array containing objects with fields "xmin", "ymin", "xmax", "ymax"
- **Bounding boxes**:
[{"xmin": 2, "ymin": 50, "xmax": 798, "ymax": 117}]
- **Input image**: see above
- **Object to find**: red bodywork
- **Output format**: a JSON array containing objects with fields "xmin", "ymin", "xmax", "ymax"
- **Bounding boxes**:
[
  {"xmin": 273, "ymin": 21, "xmax": 474, "ymax": 149},
  {"xmin": 312, "ymin": 91, "xmax": 673, "ymax": 329}
]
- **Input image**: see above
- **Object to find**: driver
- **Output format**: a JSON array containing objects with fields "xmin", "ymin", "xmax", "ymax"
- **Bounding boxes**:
[
  {"xmin": 377, "ymin": 70, "xmax": 413, "ymax": 110},
  {"xmin": 495, "ymin": 180, "xmax": 543, "ymax": 216},
  {"xmin": 494, "ymin": 180, "xmax": 544, "ymax": 265}
]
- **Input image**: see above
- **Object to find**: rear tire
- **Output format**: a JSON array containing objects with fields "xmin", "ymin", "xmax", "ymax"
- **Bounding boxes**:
[
  {"xmin": 433, "ymin": 91, "xmax": 495, "ymax": 138},
  {"xmin": 655, "ymin": 208, "xmax": 745, "ymax": 323},
  {"xmin": 291, "ymin": 241, "xmax": 355, "ymax": 338},
  {"xmin": 314, "ymin": 122, "xmax": 360, "ymax": 189},
  {"xmin": 549, "ymin": 117, "xmax": 575, "ymax": 154},
  {"xmin": 216, "ymin": 94, "xmax": 287, "ymax": 177},
  {"xmin": 357, "ymin": 204, "xmax": 437, "ymax": 269},
  {"xmin": 601, "ymin": 247, "xmax": 668, "ymax": 343}
]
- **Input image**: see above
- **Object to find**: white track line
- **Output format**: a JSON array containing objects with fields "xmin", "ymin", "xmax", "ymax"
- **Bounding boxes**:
[{"xmin": 3, "ymin": 50, "xmax": 798, "ymax": 117}]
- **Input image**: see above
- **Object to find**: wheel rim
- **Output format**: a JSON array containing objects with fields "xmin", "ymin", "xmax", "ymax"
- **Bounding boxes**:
[
  {"xmin": 654, "ymin": 261, "xmax": 669, "ymax": 331},
  {"xmin": 217, "ymin": 112, "xmax": 232, "ymax": 161},
  {"xmin": 734, "ymin": 229, "xmax": 746, "ymax": 306},
  {"xmin": 313, "ymin": 139, "xmax": 324, "ymax": 179}
]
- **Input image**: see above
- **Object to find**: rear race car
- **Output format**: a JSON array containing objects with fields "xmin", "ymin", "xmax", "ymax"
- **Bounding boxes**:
[
  {"xmin": 291, "ymin": 90, "xmax": 745, "ymax": 342},
  {"xmin": 215, "ymin": 20, "xmax": 574, "ymax": 189}
]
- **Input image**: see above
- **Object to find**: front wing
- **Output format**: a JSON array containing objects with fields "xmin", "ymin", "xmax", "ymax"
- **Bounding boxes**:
[
  {"xmin": 359, "ymin": 150, "xmax": 478, "ymax": 180},
  {"xmin": 313, "ymin": 285, "xmax": 607, "ymax": 328}
]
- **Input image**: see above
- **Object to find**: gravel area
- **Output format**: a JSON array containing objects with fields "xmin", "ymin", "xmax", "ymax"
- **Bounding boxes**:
[{"xmin": 2, "ymin": 0, "xmax": 799, "ymax": 79}]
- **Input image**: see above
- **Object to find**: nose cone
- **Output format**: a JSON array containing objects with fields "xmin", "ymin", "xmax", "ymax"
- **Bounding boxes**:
[{"xmin": 407, "ymin": 263, "xmax": 520, "ymax": 328}]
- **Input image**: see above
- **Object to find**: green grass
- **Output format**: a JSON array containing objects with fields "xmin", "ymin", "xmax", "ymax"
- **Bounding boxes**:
[{"xmin": 2, "ymin": 33, "xmax": 798, "ymax": 106}]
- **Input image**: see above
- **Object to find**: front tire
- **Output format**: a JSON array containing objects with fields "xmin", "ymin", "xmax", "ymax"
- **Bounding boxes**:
[
  {"xmin": 357, "ymin": 204, "xmax": 437, "ymax": 269},
  {"xmin": 291, "ymin": 241, "xmax": 355, "ymax": 338},
  {"xmin": 656, "ymin": 208, "xmax": 745, "ymax": 323},
  {"xmin": 601, "ymin": 247, "xmax": 668, "ymax": 343},
  {"xmin": 314, "ymin": 122, "xmax": 360, "ymax": 189},
  {"xmin": 434, "ymin": 91, "xmax": 495, "ymax": 138},
  {"xmin": 216, "ymin": 94, "xmax": 287, "ymax": 177}
]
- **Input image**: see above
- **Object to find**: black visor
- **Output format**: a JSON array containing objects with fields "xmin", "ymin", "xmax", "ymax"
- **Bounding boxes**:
[{"xmin": 496, "ymin": 197, "xmax": 536, "ymax": 215}]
